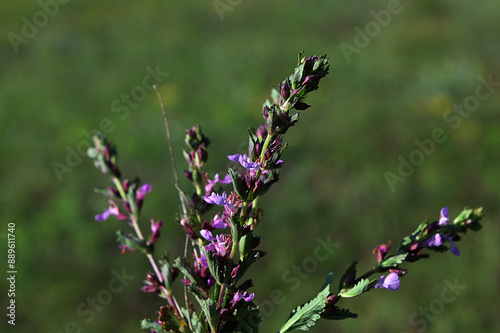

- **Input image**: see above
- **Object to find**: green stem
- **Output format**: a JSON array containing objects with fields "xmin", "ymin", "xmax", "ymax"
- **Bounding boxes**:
[
  {"xmin": 257, "ymin": 134, "xmax": 273, "ymax": 168},
  {"xmin": 112, "ymin": 176, "xmax": 127, "ymax": 200}
]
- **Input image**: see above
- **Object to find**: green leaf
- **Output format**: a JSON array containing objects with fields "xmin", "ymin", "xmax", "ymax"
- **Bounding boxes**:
[
  {"xmin": 338, "ymin": 261, "xmax": 357, "ymax": 292},
  {"xmin": 140, "ymin": 318, "xmax": 164, "ymax": 332},
  {"xmin": 186, "ymin": 311, "xmax": 207, "ymax": 333},
  {"xmin": 279, "ymin": 271, "xmax": 333, "ymax": 333},
  {"xmin": 338, "ymin": 278, "xmax": 370, "ymax": 298},
  {"xmin": 379, "ymin": 253, "xmax": 408, "ymax": 268},
  {"xmin": 201, "ymin": 247, "xmax": 222, "ymax": 285},
  {"xmin": 195, "ymin": 296, "xmax": 219, "ymax": 333},
  {"xmin": 321, "ymin": 307, "xmax": 358, "ymax": 320},
  {"xmin": 173, "ymin": 257, "xmax": 205, "ymax": 297},
  {"xmin": 270, "ymin": 88, "xmax": 280, "ymax": 104},
  {"xmin": 454, "ymin": 206, "xmax": 484, "ymax": 225},
  {"xmin": 228, "ymin": 168, "xmax": 249, "ymax": 202},
  {"xmin": 126, "ymin": 179, "xmax": 140, "ymax": 215},
  {"xmin": 116, "ymin": 230, "xmax": 151, "ymax": 255},
  {"xmin": 224, "ymin": 302, "xmax": 261, "ymax": 333},
  {"xmin": 159, "ymin": 305, "xmax": 189, "ymax": 332},
  {"xmin": 159, "ymin": 254, "xmax": 174, "ymax": 292}
]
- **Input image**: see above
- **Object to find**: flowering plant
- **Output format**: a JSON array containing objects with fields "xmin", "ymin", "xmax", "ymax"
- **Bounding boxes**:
[{"xmin": 87, "ymin": 52, "xmax": 483, "ymax": 332}]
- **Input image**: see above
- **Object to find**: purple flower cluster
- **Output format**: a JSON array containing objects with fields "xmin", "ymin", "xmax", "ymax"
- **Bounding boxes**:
[
  {"xmin": 411, "ymin": 207, "xmax": 461, "ymax": 257},
  {"xmin": 85, "ymin": 52, "xmax": 485, "ymax": 332}
]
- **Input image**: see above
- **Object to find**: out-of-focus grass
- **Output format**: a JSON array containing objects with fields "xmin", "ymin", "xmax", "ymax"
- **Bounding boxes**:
[{"xmin": 1, "ymin": 1, "xmax": 499, "ymax": 332}]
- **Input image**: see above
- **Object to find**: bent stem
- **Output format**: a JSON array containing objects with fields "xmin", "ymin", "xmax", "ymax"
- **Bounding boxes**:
[{"xmin": 153, "ymin": 84, "xmax": 192, "ymax": 329}]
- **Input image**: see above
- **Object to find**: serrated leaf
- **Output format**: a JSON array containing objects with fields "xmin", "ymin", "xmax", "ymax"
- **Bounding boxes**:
[
  {"xmin": 224, "ymin": 302, "xmax": 261, "ymax": 333},
  {"xmin": 379, "ymin": 253, "xmax": 408, "ymax": 268},
  {"xmin": 187, "ymin": 312, "xmax": 206, "ymax": 333},
  {"xmin": 141, "ymin": 318, "xmax": 164, "ymax": 332},
  {"xmin": 279, "ymin": 271, "xmax": 333, "ymax": 333},
  {"xmin": 321, "ymin": 307, "xmax": 358, "ymax": 320},
  {"xmin": 338, "ymin": 278, "xmax": 369, "ymax": 298},
  {"xmin": 159, "ymin": 305, "xmax": 188, "ymax": 332},
  {"xmin": 195, "ymin": 296, "xmax": 219, "ymax": 333}
]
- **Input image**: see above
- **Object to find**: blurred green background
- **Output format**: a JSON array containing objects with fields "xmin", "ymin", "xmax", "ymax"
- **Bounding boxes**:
[{"xmin": 1, "ymin": 0, "xmax": 499, "ymax": 332}]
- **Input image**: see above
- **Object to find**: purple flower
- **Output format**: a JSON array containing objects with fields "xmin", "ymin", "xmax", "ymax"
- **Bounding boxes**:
[
  {"xmin": 374, "ymin": 272, "xmax": 400, "ymax": 291},
  {"xmin": 442, "ymin": 235, "xmax": 460, "ymax": 256},
  {"xmin": 119, "ymin": 243, "xmax": 136, "ymax": 255},
  {"xmin": 205, "ymin": 173, "xmax": 231, "ymax": 194},
  {"xmin": 95, "ymin": 201, "xmax": 128, "ymax": 221},
  {"xmin": 421, "ymin": 233, "xmax": 460, "ymax": 256},
  {"xmin": 373, "ymin": 241, "xmax": 391, "ymax": 263},
  {"xmin": 95, "ymin": 209, "xmax": 112, "ymax": 222},
  {"xmin": 422, "ymin": 234, "xmax": 443, "ymax": 247},
  {"xmin": 197, "ymin": 251, "xmax": 209, "ymax": 268},
  {"xmin": 211, "ymin": 213, "xmax": 228, "ymax": 229},
  {"xmin": 201, "ymin": 229, "xmax": 232, "ymax": 257},
  {"xmin": 439, "ymin": 207, "xmax": 449, "ymax": 226},
  {"xmin": 136, "ymin": 183, "xmax": 151, "ymax": 201},
  {"xmin": 202, "ymin": 192, "xmax": 234, "ymax": 210},
  {"xmin": 141, "ymin": 271, "xmax": 162, "ymax": 293},
  {"xmin": 232, "ymin": 290, "xmax": 254, "ymax": 305},
  {"xmin": 149, "ymin": 219, "xmax": 164, "ymax": 244},
  {"xmin": 200, "ymin": 229, "xmax": 216, "ymax": 241},
  {"xmin": 228, "ymin": 154, "xmax": 260, "ymax": 171}
]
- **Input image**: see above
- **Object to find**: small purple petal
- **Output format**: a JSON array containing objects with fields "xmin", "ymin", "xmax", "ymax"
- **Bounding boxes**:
[
  {"xmin": 200, "ymin": 229, "xmax": 215, "ymax": 241},
  {"xmin": 198, "ymin": 252, "xmax": 209, "ymax": 268},
  {"xmin": 202, "ymin": 193, "xmax": 217, "ymax": 204},
  {"xmin": 141, "ymin": 183, "xmax": 152, "ymax": 194},
  {"xmin": 422, "ymin": 234, "xmax": 442, "ymax": 247},
  {"xmin": 240, "ymin": 160, "xmax": 260, "ymax": 170},
  {"xmin": 442, "ymin": 235, "xmax": 460, "ymax": 256},
  {"xmin": 228, "ymin": 153, "xmax": 260, "ymax": 171},
  {"xmin": 450, "ymin": 244, "xmax": 461, "ymax": 256},
  {"xmin": 207, "ymin": 276, "xmax": 216, "ymax": 287},
  {"xmin": 374, "ymin": 272, "xmax": 400, "ymax": 291},
  {"xmin": 211, "ymin": 215, "xmax": 227, "ymax": 229},
  {"xmin": 137, "ymin": 183, "xmax": 152, "ymax": 200},
  {"xmin": 232, "ymin": 291, "xmax": 254, "ymax": 304},
  {"xmin": 227, "ymin": 154, "xmax": 242, "ymax": 162},
  {"xmin": 439, "ymin": 207, "xmax": 449, "ymax": 226},
  {"xmin": 219, "ymin": 174, "xmax": 232, "ymax": 184},
  {"xmin": 95, "ymin": 209, "xmax": 111, "ymax": 222},
  {"xmin": 203, "ymin": 192, "xmax": 225, "ymax": 206},
  {"xmin": 243, "ymin": 292, "xmax": 254, "ymax": 302},
  {"xmin": 205, "ymin": 243, "xmax": 215, "ymax": 253},
  {"xmin": 150, "ymin": 219, "xmax": 164, "ymax": 244}
]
